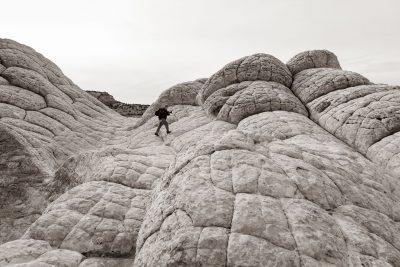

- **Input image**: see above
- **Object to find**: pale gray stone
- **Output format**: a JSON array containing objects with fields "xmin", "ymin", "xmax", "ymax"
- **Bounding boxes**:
[
  {"xmin": 287, "ymin": 50, "xmax": 342, "ymax": 75},
  {"xmin": 0, "ymin": 48, "xmax": 46, "ymax": 77},
  {"xmin": 23, "ymin": 181, "xmax": 149, "ymax": 257},
  {"xmin": 2, "ymin": 67, "xmax": 71, "ymax": 102},
  {"xmin": 0, "ymin": 103, "xmax": 26, "ymax": 119},
  {"xmin": 308, "ymin": 84, "xmax": 400, "ymax": 155},
  {"xmin": 78, "ymin": 258, "xmax": 134, "ymax": 267},
  {"xmin": 2, "ymin": 38, "xmax": 400, "ymax": 267},
  {"xmin": 227, "ymin": 233, "xmax": 300, "ymax": 267},
  {"xmin": 7, "ymin": 250, "xmax": 83, "ymax": 267},
  {"xmin": 0, "ymin": 39, "xmax": 133, "ymax": 244},
  {"xmin": 281, "ymin": 199, "xmax": 348, "ymax": 266},
  {"xmin": 198, "ymin": 53, "xmax": 293, "ymax": 104},
  {"xmin": 291, "ymin": 68, "xmax": 371, "ymax": 103},
  {"xmin": 134, "ymin": 109, "xmax": 400, "ymax": 266},
  {"xmin": 0, "ymin": 77, "xmax": 8, "ymax": 85},
  {"xmin": 0, "ymin": 64, "xmax": 6, "ymax": 73},
  {"xmin": 0, "ymin": 85, "xmax": 46, "ymax": 110},
  {"xmin": 135, "ymin": 79, "xmax": 204, "ymax": 127},
  {"xmin": 0, "ymin": 239, "xmax": 83, "ymax": 267},
  {"xmin": 289, "ymin": 58, "xmax": 400, "ymax": 179},
  {"xmin": 367, "ymin": 132, "xmax": 400, "ymax": 178},
  {"xmin": 0, "ymin": 239, "xmax": 52, "ymax": 266},
  {"xmin": 209, "ymin": 81, "xmax": 308, "ymax": 123}
]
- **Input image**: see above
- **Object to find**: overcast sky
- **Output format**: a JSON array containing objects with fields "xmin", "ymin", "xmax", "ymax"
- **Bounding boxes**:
[{"xmin": 1, "ymin": 0, "xmax": 400, "ymax": 104}]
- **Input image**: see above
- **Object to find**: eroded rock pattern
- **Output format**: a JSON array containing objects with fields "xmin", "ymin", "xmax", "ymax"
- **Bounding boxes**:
[
  {"xmin": 23, "ymin": 181, "xmax": 149, "ymax": 257},
  {"xmin": 135, "ymin": 111, "xmax": 400, "ymax": 266},
  {"xmin": 286, "ymin": 50, "xmax": 342, "ymax": 76},
  {"xmin": 198, "ymin": 53, "xmax": 293, "ymax": 104},
  {"xmin": 290, "ymin": 57, "xmax": 400, "ymax": 178},
  {"xmin": 203, "ymin": 80, "xmax": 308, "ymax": 123},
  {"xmin": 0, "ymin": 239, "xmax": 83, "ymax": 267},
  {"xmin": 135, "ymin": 79, "xmax": 206, "ymax": 127},
  {"xmin": 2, "ymin": 39, "xmax": 400, "ymax": 266}
]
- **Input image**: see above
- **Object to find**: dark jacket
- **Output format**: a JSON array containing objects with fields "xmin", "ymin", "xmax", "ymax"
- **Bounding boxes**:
[{"xmin": 155, "ymin": 108, "xmax": 171, "ymax": 119}]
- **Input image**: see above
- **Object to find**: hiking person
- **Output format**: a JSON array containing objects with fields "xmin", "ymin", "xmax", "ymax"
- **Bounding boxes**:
[{"xmin": 154, "ymin": 104, "xmax": 172, "ymax": 136}]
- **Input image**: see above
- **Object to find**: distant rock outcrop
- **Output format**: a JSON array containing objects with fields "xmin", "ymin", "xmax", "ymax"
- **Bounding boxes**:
[
  {"xmin": 87, "ymin": 90, "xmax": 149, "ymax": 117},
  {"xmin": 2, "ymin": 40, "xmax": 400, "ymax": 266}
]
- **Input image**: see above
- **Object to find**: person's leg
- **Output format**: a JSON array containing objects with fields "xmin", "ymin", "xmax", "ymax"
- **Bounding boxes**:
[
  {"xmin": 160, "ymin": 119, "xmax": 170, "ymax": 133},
  {"xmin": 155, "ymin": 120, "xmax": 163, "ymax": 135},
  {"xmin": 163, "ymin": 119, "xmax": 170, "ymax": 133}
]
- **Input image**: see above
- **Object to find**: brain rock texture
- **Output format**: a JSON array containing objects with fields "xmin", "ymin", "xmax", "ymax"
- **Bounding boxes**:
[{"xmin": 1, "ymin": 40, "xmax": 400, "ymax": 267}]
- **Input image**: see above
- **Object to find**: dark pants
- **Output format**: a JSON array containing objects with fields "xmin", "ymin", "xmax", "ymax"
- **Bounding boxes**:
[{"xmin": 155, "ymin": 118, "xmax": 169, "ymax": 133}]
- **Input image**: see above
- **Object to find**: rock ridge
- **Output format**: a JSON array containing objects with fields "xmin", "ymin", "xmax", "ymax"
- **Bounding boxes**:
[{"xmin": 86, "ymin": 90, "xmax": 149, "ymax": 117}]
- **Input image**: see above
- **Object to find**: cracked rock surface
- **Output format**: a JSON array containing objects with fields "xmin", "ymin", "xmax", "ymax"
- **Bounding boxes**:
[
  {"xmin": 198, "ymin": 53, "xmax": 293, "ymax": 104},
  {"xmin": 286, "ymin": 50, "xmax": 342, "ymax": 76},
  {"xmin": 203, "ymin": 80, "xmax": 308, "ymax": 124},
  {"xmin": 289, "ymin": 58, "xmax": 400, "ymax": 178},
  {"xmin": 22, "ymin": 181, "xmax": 149, "ymax": 257},
  {"xmin": 2, "ymin": 39, "xmax": 400, "ymax": 266}
]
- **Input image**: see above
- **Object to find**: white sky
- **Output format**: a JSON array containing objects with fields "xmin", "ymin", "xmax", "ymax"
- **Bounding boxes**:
[{"xmin": 1, "ymin": 0, "xmax": 400, "ymax": 104}]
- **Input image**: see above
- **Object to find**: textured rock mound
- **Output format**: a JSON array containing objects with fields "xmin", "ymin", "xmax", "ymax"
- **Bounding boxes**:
[
  {"xmin": 286, "ymin": 50, "xmax": 342, "ymax": 75},
  {"xmin": 199, "ymin": 54, "xmax": 302, "ymax": 124},
  {"xmin": 0, "ymin": 239, "xmax": 83, "ymax": 267},
  {"xmin": 2, "ymin": 39, "xmax": 400, "ymax": 266},
  {"xmin": 291, "ymin": 68, "xmax": 371, "ymax": 103},
  {"xmin": 288, "ymin": 53, "xmax": 400, "ymax": 177},
  {"xmin": 134, "ymin": 110, "xmax": 400, "ymax": 266},
  {"xmin": 23, "ymin": 181, "xmax": 148, "ymax": 257},
  {"xmin": 86, "ymin": 91, "xmax": 118, "ymax": 106},
  {"xmin": 198, "ymin": 53, "xmax": 293, "ymax": 104},
  {"xmin": 135, "ymin": 78, "xmax": 206, "ymax": 127},
  {"xmin": 0, "ymin": 38, "xmax": 168, "ymax": 248},
  {"xmin": 203, "ymin": 80, "xmax": 307, "ymax": 123}
]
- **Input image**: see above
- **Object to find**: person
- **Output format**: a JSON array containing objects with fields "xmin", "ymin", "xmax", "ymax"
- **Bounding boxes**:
[{"xmin": 154, "ymin": 104, "xmax": 172, "ymax": 136}]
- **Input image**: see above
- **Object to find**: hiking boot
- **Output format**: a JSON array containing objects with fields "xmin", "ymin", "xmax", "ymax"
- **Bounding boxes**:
[
  {"xmin": 155, "ymin": 132, "xmax": 159, "ymax": 136},
  {"xmin": 167, "ymin": 131, "xmax": 171, "ymax": 134}
]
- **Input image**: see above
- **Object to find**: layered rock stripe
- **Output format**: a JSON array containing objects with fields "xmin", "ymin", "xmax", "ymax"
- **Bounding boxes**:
[
  {"xmin": 1, "ymin": 40, "xmax": 400, "ymax": 266},
  {"xmin": 86, "ymin": 90, "xmax": 149, "ymax": 117}
]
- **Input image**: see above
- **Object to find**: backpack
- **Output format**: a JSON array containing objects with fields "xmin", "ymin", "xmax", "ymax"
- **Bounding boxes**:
[{"xmin": 155, "ymin": 110, "xmax": 160, "ymax": 116}]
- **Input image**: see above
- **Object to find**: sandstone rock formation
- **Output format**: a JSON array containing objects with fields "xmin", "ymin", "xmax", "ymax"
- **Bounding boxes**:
[
  {"xmin": 1, "ymin": 39, "xmax": 400, "ymax": 266},
  {"xmin": 87, "ymin": 91, "xmax": 149, "ymax": 117},
  {"xmin": 86, "ymin": 91, "xmax": 119, "ymax": 107}
]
